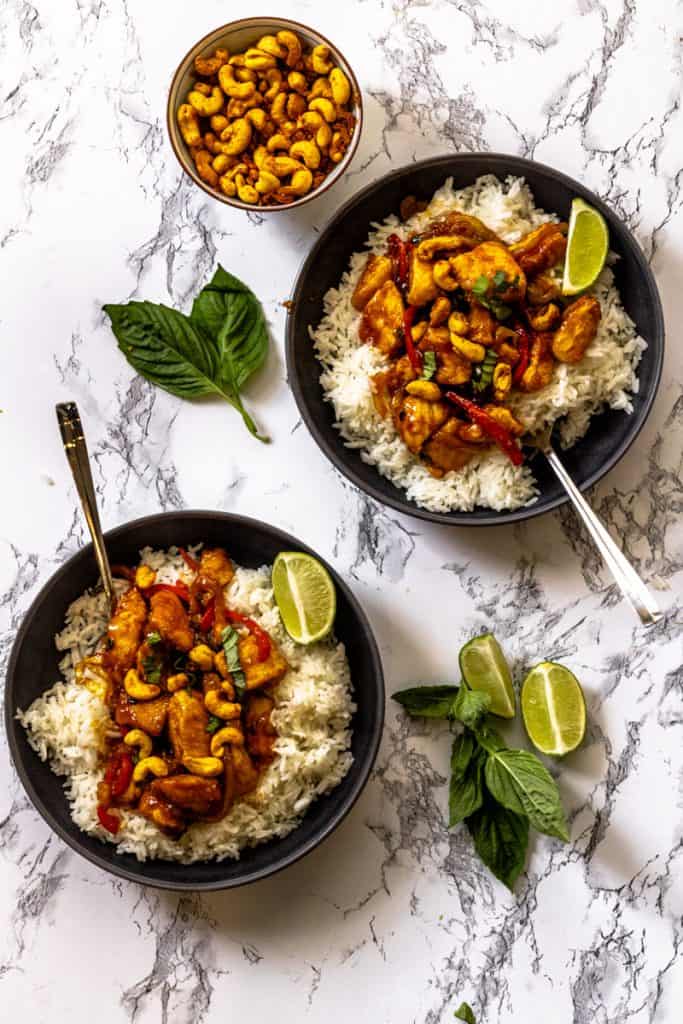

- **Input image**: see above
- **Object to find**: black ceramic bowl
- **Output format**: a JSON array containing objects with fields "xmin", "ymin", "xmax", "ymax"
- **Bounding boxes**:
[
  {"xmin": 286, "ymin": 153, "xmax": 665, "ymax": 525},
  {"xmin": 5, "ymin": 511, "xmax": 384, "ymax": 890}
]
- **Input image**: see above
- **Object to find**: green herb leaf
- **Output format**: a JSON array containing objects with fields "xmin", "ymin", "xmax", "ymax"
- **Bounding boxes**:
[
  {"xmin": 146, "ymin": 631, "xmax": 162, "ymax": 646},
  {"xmin": 141, "ymin": 655, "xmax": 161, "ymax": 685},
  {"xmin": 221, "ymin": 625, "xmax": 246, "ymax": 698},
  {"xmin": 451, "ymin": 686, "xmax": 491, "ymax": 730},
  {"xmin": 421, "ymin": 350, "xmax": 437, "ymax": 381},
  {"xmin": 466, "ymin": 792, "xmax": 529, "ymax": 890},
  {"xmin": 392, "ymin": 685, "xmax": 460, "ymax": 719},
  {"xmin": 472, "ymin": 349, "xmax": 497, "ymax": 393},
  {"xmin": 206, "ymin": 715, "xmax": 222, "ymax": 734},
  {"xmin": 492, "ymin": 270, "xmax": 507, "ymax": 292},
  {"xmin": 454, "ymin": 1003, "xmax": 477, "ymax": 1023},
  {"xmin": 472, "ymin": 275, "xmax": 489, "ymax": 298},
  {"xmin": 483, "ymin": 748, "xmax": 569, "ymax": 841},
  {"xmin": 449, "ymin": 733, "xmax": 484, "ymax": 826}
]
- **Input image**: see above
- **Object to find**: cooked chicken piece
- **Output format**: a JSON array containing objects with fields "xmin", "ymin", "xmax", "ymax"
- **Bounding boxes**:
[
  {"xmin": 245, "ymin": 694, "xmax": 277, "ymax": 763},
  {"xmin": 148, "ymin": 590, "xmax": 193, "ymax": 652},
  {"xmin": 482, "ymin": 405, "xmax": 526, "ymax": 437},
  {"xmin": 238, "ymin": 633, "xmax": 289, "ymax": 691},
  {"xmin": 232, "ymin": 745, "xmax": 261, "ymax": 796},
  {"xmin": 199, "ymin": 547, "xmax": 234, "ymax": 587},
  {"xmin": 406, "ymin": 252, "xmax": 439, "ymax": 307},
  {"xmin": 552, "ymin": 295, "xmax": 601, "ymax": 363},
  {"xmin": 526, "ymin": 271, "xmax": 561, "ymax": 306},
  {"xmin": 105, "ymin": 587, "xmax": 147, "ymax": 679},
  {"xmin": 137, "ymin": 790, "xmax": 185, "ymax": 834},
  {"xmin": 393, "ymin": 394, "xmax": 450, "ymax": 454},
  {"xmin": 151, "ymin": 775, "xmax": 221, "ymax": 815},
  {"xmin": 526, "ymin": 302, "xmax": 561, "ymax": 332},
  {"xmin": 359, "ymin": 280, "xmax": 405, "ymax": 357},
  {"xmin": 422, "ymin": 417, "xmax": 484, "ymax": 477},
  {"xmin": 468, "ymin": 304, "xmax": 496, "ymax": 346},
  {"xmin": 420, "ymin": 211, "xmax": 499, "ymax": 248},
  {"xmin": 419, "ymin": 326, "xmax": 472, "ymax": 387},
  {"xmin": 491, "ymin": 326, "xmax": 520, "ymax": 364},
  {"xmin": 351, "ymin": 253, "xmax": 394, "ymax": 310},
  {"xmin": 168, "ymin": 690, "xmax": 211, "ymax": 761},
  {"xmin": 115, "ymin": 694, "xmax": 170, "ymax": 736},
  {"xmin": 370, "ymin": 356, "xmax": 417, "ymax": 418},
  {"xmin": 518, "ymin": 333, "xmax": 555, "ymax": 392},
  {"xmin": 452, "ymin": 242, "xmax": 526, "ymax": 303},
  {"xmin": 509, "ymin": 222, "xmax": 567, "ymax": 276}
]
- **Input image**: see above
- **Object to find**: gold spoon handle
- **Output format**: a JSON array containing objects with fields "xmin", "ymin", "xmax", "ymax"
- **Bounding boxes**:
[
  {"xmin": 543, "ymin": 443, "xmax": 661, "ymax": 625},
  {"xmin": 56, "ymin": 402, "xmax": 116, "ymax": 612}
]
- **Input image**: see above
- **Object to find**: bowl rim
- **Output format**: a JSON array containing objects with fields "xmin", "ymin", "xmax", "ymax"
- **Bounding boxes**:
[
  {"xmin": 5, "ymin": 510, "xmax": 385, "ymax": 891},
  {"xmin": 166, "ymin": 16, "xmax": 364, "ymax": 213},
  {"xmin": 285, "ymin": 151, "xmax": 665, "ymax": 526}
]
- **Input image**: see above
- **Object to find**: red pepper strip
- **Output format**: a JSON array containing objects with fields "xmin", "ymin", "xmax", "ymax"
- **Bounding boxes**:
[
  {"xmin": 179, "ymin": 547, "xmax": 200, "ymax": 572},
  {"xmin": 97, "ymin": 804, "xmax": 120, "ymax": 835},
  {"xmin": 386, "ymin": 234, "xmax": 412, "ymax": 292},
  {"xmin": 445, "ymin": 392, "xmax": 524, "ymax": 467},
  {"xmin": 225, "ymin": 609, "xmax": 271, "ymax": 662},
  {"xmin": 199, "ymin": 599, "xmax": 216, "ymax": 633},
  {"xmin": 110, "ymin": 752, "xmax": 134, "ymax": 799},
  {"xmin": 147, "ymin": 581, "xmax": 190, "ymax": 602},
  {"xmin": 512, "ymin": 326, "xmax": 530, "ymax": 385},
  {"xmin": 403, "ymin": 305, "xmax": 423, "ymax": 374}
]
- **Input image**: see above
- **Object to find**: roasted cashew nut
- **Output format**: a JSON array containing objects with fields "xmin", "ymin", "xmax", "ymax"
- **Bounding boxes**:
[
  {"xmin": 189, "ymin": 643, "xmax": 215, "ymax": 671},
  {"xmin": 256, "ymin": 34, "xmax": 287, "ymax": 59},
  {"xmin": 266, "ymin": 132, "xmax": 290, "ymax": 153},
  {"xmin": 281, "ymin": 167, "xmax": 314, "ymax": 197},
  {"xmin": 329, "ymin": 67, "xmax": 351, "ymax": 106},
  {"xmin": 290, "ymin": 140, "xmax": 321, "ymax": 169},
  {"xmin": 493, "ymin": 362, "xmax": 512, "ymax": 401},
  {"xmin": 166, "ymin": 672, "xmax": 189, "ymax": 693},
  {"xmin": 194, "ymin": 48, "xmax": 229, "ymax": 77},
  {"xmin": 287, "ymin": 70, "xmax": 308, "ymax": 94},
  {"xmin": 210, "ymin": 727, "xmax": 246, "ymax": 757},
  {"xmin": 308, "ymin": 97, "xmax": 336, "ymax": 123},
  {"xmin": 405, "ymin": 380, "xmax": 443, "ymax": 401},
  {"xmin": 287, "ymin": 93, "xmax": 307, "ymax": 119},
  {"xmin": 177, "ymin": 104, "xmax": 202, "ymax": 147},
  {"xmin": 245, "ymin": 107, "xmax": 267, "ymax": 131},
  {"xmin": 311, "ymin": 44, "xmax": 334, "ymax": 75},
  {"xmin": 218, "ymin": 64, "xmax": 255, "ymax": 100},
  {"xmin": 183, "ymin": 755, "xmax": 224, "ymax": 778},
  {"xmin": 253, "ymin": 145, "xmax": 268, "ymax": 168},
  {"xmin": 276, "ymin": 29, "xmax": 302, "ymax": 67},
  {"xmin": 219, "ymin": 175, "xmax": 237, "ymax": 197},
  {"xmin": 270, "ymin": 92, "xmax": 288, "ymax": 124},
  {"xmin": 204, "ymin": 690, "xmax": 242, "ymax": 719},
  {"xmin": 450, "ymin": 333, "xmax": 486, "ymax": 363},
  {"xmin": 210, "ymin": 114, "xmax": 229, "ymax": 134},
  {"xmin": 263, "ymin": 155, "xmax": 304, "ymax": 177},
  {"xmin": 329, "ymin": 130, "xmax": 345, "ymax": 163},
  {"xmin": 234, "ymin": 66, "xmax": 257, "ymax": 84},
  {"xmin": 235, "ymin": 174, "xmax": 259, "ymax": 204},
  {"xmin": 133, "ymin": 756, "xmax": 168, "ymax": 783},
  {"xmin": 299, "ymin": 111, "xmax": 332, "ymax": 149},
  {"xmin": 308, "ymin": 77, "xmax": 333, "ymax": 101},
  {"xmin": 254, "ymin": 170, "xmax": 280, "ymax": 195},
  {"xmin": 219, "ymin": 117, "xmax": 252, "ymax": 156},
  {"xmin": 188, "ymin": 85, "xmax": 225, "ymax": 117},
  {"xmin": 124, "ymin": 668, "xmax": 160, "ymax": 701},
  {"xmin": 263, "ymin": 68, "xmax": 283, "ymax": 103},
  {"xmin": 124, "ymin": 728, "xmax": 153, "ymax": 760},
  {"xmin": 244, "ymin": 47, "xmax": 276, "ymax": 71},
  {"xmin": 449, "ymin": 311, "xmax": 469, "ymax": 335},
  {"xmin": 433, "ymin": 259, "xmax": 459, "ymax": 290}
]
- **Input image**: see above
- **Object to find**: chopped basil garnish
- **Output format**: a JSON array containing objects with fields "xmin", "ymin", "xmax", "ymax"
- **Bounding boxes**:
[
  {"xmin": 206, "ymin": 715, "xmax": 222, "ymax": 734},
  {"xmin": 221, "ymin": 625, "xmax": 246, "ymax": 699},
  {"xmin": 146, "ymin": 631, "xmax": 162, "ymax": 646},
  {"xmin": 421, "ymin": 350, "xmax": 437, "ymax": 381}
]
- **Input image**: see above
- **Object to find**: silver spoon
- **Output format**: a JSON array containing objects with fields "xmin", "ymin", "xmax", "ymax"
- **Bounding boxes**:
[
  {"xmin": 56, "ymin": 401, "xmax": 116, "ymax": 613},
  {"xmin": 531, "ymin": 429, "xmax": 661, "ymax": 625}
]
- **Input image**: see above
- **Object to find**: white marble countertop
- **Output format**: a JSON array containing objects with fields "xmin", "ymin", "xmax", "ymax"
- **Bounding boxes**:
[{"xmin": 1, "ymin": 1, "xmax": 682, "ymax": 1021}]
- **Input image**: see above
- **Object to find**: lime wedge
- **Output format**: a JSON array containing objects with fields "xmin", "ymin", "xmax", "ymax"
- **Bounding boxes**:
[
  {"xmin": 459, "ymin": 633, "xmax": 515, "ymax": 718},
  {"xmin": 521, "ymin": 661, "xmax": 586, "ymax": 756},
  {"xmin": 562, "ymin": 197, "xmax": 609, "ymax": 295},
  {"xmin": 272, "ymin": 552, "xmax": 336, "ymax": 644}
]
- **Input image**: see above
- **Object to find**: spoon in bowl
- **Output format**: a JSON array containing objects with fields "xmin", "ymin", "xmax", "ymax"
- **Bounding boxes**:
[
  {"xmin": 56, "ymin": 401, "xmax": 116, "ymax": 613},
  {"xmin": 529, "ymin": 428, "xmax": 661, "ymax": 625}
]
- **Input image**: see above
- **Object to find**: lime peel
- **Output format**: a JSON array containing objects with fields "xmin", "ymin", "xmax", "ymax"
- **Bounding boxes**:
[
  {"xmin": 562, "ymin": 197, "xmax": 609, "ymax": 296},
  {"xmin": 272, "ymin": 551, "xmax": 336, "ymax": 645}
]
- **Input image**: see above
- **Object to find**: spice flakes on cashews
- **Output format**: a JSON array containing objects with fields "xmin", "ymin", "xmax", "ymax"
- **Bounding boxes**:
[{"xmin": 177, "ymin": 32, "xmax": 356, "ymax": 206}]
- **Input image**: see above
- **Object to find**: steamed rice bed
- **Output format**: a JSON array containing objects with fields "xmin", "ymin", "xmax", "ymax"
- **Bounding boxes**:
[
  {"xmin": 311, "ymin": 175, "xmax": 645, "ymax": 512},
  {"xmin": 18, "ymin": 547, "xmax": 355, "ymax": 863}
]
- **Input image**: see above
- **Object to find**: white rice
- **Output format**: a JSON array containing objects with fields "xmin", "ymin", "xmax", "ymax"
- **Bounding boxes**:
[
  {"xmin": 311, "ymin": 174, "xmax": 645, "ymax": 512},
  {"xmin": 18, "ymin": 547, "xmax": 355, "ymax": 863}
]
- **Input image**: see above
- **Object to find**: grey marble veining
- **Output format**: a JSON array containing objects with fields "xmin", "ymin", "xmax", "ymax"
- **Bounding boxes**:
[{"xmin": 1, "ymin": 1, "xmax": 682, "ymax": 1021}]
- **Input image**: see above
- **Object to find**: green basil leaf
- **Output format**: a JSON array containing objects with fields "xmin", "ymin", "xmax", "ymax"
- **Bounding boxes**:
[
  {"xmin": 466, "ymin": 793, "xmax": 529, "ymax": 890},
  {"xmin": 421, "ymin": 350, "xmax": 437, "ymax": 381},
  {"xmin": 206, "ymin": 715, "xmax": 222, "ymax": 734},
  {"xmin": 451, "ymin": 686, "xmax": 490, "ymax": 730},
  {"xmin": 103, "ymin": 301, "xmax": 221, "ymax": 401},
  {"xmin": 484, "ymin": 749, "xmax": 569, "ymax": 841},
  {"xmin": 472, "ymin": 275, "xmax": 489, "ymax": 298},
  {"xmin": 492, "ymin": 270, "xmax": 507, "ymax": 292},
  {"xmin": 454, "ymin": 1003, "xmax": 477, "ymax": 1023},
  {"xmin": 449, "ymin": 734, "xmax": 484, "ymax": 827},
  {"xmin": 221, "ymin": 625, "xmax": 246, "ymax": 698},
  {"xmin": 392, "ymin": 685, "xmax": 460, "ymax": 719}
]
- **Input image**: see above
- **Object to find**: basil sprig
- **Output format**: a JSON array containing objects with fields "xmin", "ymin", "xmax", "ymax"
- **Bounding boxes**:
[
  {"xmin": 454, "ymin": 1003, "xmax": 477, "ymax": 1023},
  {"xmin": 104, "ymin": 266, "xmax": 269, "ymax": 441},
  {"xmin": 392, "ymin": 670, "xmax": 568, "ymax": 890},
  {"xmin": 221, "ymin": 625, "xmax": 246, "ymax": 699}
]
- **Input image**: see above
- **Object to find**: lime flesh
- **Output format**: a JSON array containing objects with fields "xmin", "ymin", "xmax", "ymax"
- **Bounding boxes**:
[
  {"xmin": 521, "ymin": 661, "xmax": 586, "ymax": 756},
  {"xmin": 459, "ymin": 633, "xmax": 515, "ymax": 718},
  {"xmin": 272, "ymin": 551, "xmax": 336, "ymax": 644},
  {"xmin": 562, "ymin": 197, "xmax": 609, "ymax": 295}
]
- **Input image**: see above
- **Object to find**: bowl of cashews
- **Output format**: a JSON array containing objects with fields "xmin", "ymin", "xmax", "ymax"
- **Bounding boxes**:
[{"xmin": 167, "ymin": 17, "xmax": 363, "ymax": 210}]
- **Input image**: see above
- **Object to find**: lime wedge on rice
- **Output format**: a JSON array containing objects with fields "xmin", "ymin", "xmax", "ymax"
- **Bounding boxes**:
[
  {"xmin": 521, "ymin": 661, "xmax": 586, "ymax": 756},
  {"xmin": 272, "ymin": 551, "xmax": 336, "ymax": 644},
  {"xmin": 459, "ymin": 633, "xmax": 515, "ymax": 718},
  {"xmin": 562, "ymin": 197, "xmax": 609, "ymax": 295}
]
